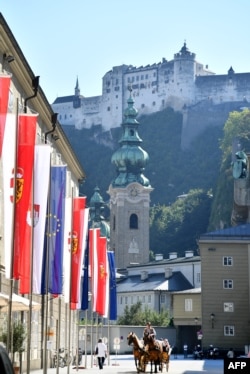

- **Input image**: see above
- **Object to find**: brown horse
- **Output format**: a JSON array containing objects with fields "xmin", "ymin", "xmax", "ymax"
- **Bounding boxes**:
[
  {"xmin": 161, "ymin": 347, "xmax": 171, "ymax": 372},
  {"xmin": 127, "ymin": 332, "xmax": 145, "ymax": 372},
  {"xmin": 140, "ymin": 334, "xmax": 163, "ymax": 373}
]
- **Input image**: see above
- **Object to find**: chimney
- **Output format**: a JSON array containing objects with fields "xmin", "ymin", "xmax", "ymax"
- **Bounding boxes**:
[
  {"xmin": 185, "ymin": 250, "xmax": 194, "ymax": 258},
  {"xmin": 141, "ymin": 271, "xmax": 148, "ymax": 281},
  {"xmin": 165, "ymin": 268, "xmax": 173, "ymax": 278},
  {"xmin": 155, "ymin": 254, "xmax": 163, "ymax": 261},
  {"xmin": 169, "ymin": 252, "xmax": 177, "ymax": 260}
]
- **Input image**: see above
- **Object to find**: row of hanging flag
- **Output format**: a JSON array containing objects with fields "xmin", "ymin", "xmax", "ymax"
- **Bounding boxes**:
[{"xmin": 0, "ymin": 74, "xmax": 117, "ymax": 320}]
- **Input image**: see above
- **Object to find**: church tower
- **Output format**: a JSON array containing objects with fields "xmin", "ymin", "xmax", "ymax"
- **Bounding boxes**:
[
  {"xmin": 89, "ymin": 186, "xmax": 110, "ymax": 239},
  {"xmin": 107, "ymin": 91, "xmax": 153, "ymax": 269}
]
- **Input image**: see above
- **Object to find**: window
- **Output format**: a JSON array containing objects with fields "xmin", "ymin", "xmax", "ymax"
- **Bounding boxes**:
[
  {"xmin": 223, "ymin": 256, "xmax": 233, "ymax": 266},
  {"xmin": 113, "ymin": 215, "xmax": 116, "ymax": 230},
  {"xmin": 224, "ymin": 325, "xmax": 234, "ymax": 336},
  {"xmin": 131, "ymin": 296, "xmax": 133, "ymax": 304},
  {"xmin": 196, "ymin": 272, "xmax": 201, "ymax": 283},
  {"xmin": 130, "ymin": 214, "xmax": 138, "ymax": 229},
  {"xmin": 120, "ymin": 296, "xmax": 123, "ymax": 304},
  {"xmin": 107, "ymin": 106, "xmax": 110, "ymax": 111},
  {"xmin": 223, "ymin": 279, "xmax": 233, "ymax": 289},
  {"xmin": 224, "ymin": 302, "xmax": 234, "ymax": 312},
  {"xmin": 142, "ymin": 295, "xmax": 145, "ymax": 303},
  {"xmin": 185, "ymin": 299, "xmax": 193, "ymax": 312},
  {"xmin": 160, "ymin": 294, "xmax": 165, "ymax": 304},
  {"xmin": 125, "ymin": 296, "xmax": 128, "ymax": 305},
  {"xmin": 148, "ymin": 295, "xmax": 151, "ymax": 303}
]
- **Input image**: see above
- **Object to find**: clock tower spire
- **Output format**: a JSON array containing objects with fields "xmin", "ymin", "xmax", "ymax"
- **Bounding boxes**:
[{"xmin": 108, "ymin": 91, "xmax": 153, "ymax": 269}]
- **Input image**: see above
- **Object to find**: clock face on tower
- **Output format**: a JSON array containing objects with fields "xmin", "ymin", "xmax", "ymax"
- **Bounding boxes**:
[{"xmin": 129, "ymin": 186, "xmax": 139, "ymax": 197}]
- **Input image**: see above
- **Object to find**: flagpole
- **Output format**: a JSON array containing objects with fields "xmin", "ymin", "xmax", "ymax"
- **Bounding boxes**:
[
  {"xmin": 26, "ymin": 141, "xmax": 36, "ymax": 374},
  {"xmin": 67, "ymin": 187, "xmax": 74, "ymax": 374},
  {"xmin": 84, "ymin": 309, "xmax": 87, "ymax": 368},
  {"xmin": 56, "ymin": 296, "xmax": 61, "ymax": 374},
  {"xmin": 43, "ymin": 153, "xmax": 52, "ymax": 374},
  {"xmin": 90, "ymin": 308, "xmax": 93, "ymax": 368},
  {"xmin": 7, "ymin": 98, "xmax": 19, "ymax": 358}
]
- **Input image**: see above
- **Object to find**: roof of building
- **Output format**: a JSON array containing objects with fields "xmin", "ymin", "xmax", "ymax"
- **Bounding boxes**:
[
  {"xmin": 199, "ymin": 223, "xmax": 250, "ymax": 240},
  {"xmin": 53, "ymin": 95, "xmax": 84, "ymax": 104},
  {"xmin": 117, "ymin": 271, "xmax": 193, "ymax": 293},
  {"xmin": 172, "ymin": 287, "xmax": 201, "ymax": 295},
  {"xmin": 127, "ymin": 254, "xmax": 200, "ymax": 271}
]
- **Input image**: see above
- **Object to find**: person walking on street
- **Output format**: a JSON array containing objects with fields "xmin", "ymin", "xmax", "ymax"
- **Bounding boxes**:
[
  {"xmin": 95, "ymin": 338, "xmax": 107, "ymax": 370},
  {"xmin": 227, "ymin": 348, "xmax": 234, "ymax": 358}
]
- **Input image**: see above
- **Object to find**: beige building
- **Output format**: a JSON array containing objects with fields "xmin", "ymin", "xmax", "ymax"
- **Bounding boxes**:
[
  {"xmin": 0, "ymin": 13, "xmax": 86, "ymax": 371},
  {"xmin": 199, "ymin": 229, "xmax": 250, "ymax": 351},
  {"xmin": 172, "ymin": 288, "xmax": 202, "ymax": 351}
]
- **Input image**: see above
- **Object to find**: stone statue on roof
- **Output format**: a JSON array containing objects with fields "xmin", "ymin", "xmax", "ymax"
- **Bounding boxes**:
[{"xmin": 232, "ymin": 150, "xmax": 248, "ymax": 179}]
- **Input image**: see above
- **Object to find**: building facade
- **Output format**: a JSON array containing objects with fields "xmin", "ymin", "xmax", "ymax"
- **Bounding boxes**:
[
  {"xmin": 52, "ymin": 42, "xmax": 250, "ymax": 133},
  {"xmin": 199, "ymin": 227, "xmax": 250, "ymax": 351},
  {"xmin": 0, "ymin": 13, "xmax": 86, "ymax": 371}
]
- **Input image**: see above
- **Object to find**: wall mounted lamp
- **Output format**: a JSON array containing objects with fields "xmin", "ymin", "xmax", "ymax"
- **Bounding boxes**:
[
  {"xmin": 2, "ymin": 52, "xmax": 15, "ymax": 72},
  {"xmin": 210, "ymin": 313, "xmax": 215, "ymax": 328},
  {"xmin": 51, "ymin": 134, "xmax": 59, "ymax": 141},
  {"xmin": 3, "ymin": 53, "xmax": 15, "ymax": 63}
]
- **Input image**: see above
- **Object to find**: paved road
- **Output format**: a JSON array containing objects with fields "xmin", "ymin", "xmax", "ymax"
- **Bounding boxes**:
[{"xmin": 24, "ymin": 354, "xmax": 224, "ymax": 374}]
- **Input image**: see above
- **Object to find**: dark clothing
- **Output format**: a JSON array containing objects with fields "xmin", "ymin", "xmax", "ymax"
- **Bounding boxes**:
[
  {"xmin": 97, "ymin": 356, "xmax": 105, "ymax": 369},
  {"xmin": 95, "ymin": 341, "xmax": 107, "ymax": 370},
  {"xmin": 0, "ymin": 345, "xmax": 15, "ymax": 374}
]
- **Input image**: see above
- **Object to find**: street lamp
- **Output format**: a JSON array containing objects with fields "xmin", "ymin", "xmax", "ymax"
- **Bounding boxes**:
[{"xmin": 210, "ymin": 313, "xmax": 215, "ymax": 328}]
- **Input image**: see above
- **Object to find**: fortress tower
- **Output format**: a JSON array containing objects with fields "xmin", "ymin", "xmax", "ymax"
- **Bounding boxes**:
[{"xmin": 107, "ymin": 92, "xmax": 153, "ymax": 269}]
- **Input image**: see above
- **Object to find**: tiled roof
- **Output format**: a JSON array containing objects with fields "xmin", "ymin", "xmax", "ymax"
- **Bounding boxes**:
[
  {"xmin": 117, "ymin": 271, "xmax": 193, "ymax": 293},
  {"xmin": 52, "ymin": 95, "xmax": 84, "ymax": 104},
  {"xmin": 200, "ymin": 223, "xmax": 250, "ymax": 240}
]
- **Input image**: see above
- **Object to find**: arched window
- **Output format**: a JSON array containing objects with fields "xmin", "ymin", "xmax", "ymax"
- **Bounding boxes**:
[{"xmin": 130, "ymin": 213, "xmax": 138, "ymax": 229}]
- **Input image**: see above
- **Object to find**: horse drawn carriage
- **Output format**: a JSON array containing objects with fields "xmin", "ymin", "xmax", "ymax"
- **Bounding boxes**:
[{"xmin": 127, "ymin": 332, "xmax": 171, "ymax": 373}]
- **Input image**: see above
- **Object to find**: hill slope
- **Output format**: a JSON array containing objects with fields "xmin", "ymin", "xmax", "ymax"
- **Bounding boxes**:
[{"xmin": 63, "ymin": 107, "xmax": 223, "ymax": 207}]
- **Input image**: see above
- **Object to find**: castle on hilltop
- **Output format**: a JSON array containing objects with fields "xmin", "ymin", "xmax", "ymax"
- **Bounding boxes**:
[{"xmin": 52, "ymin": 42, "xmax": 250, "ymax": 134}]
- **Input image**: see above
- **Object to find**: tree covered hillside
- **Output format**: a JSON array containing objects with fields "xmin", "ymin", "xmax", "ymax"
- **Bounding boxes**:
[{"xmin": 63, "ymin": 107, "xmax": 223, "ymax": 207}]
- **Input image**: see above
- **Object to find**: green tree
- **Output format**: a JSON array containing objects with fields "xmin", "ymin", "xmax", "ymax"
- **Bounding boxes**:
[
  {"xmin": 150, "ymin": 189, "xmax": 212, "ymax": 257},
  {"xmin": 0, "ymin": 321, "xmax": 26, "ymax": 363},
  {"xmin": 209, "ymin": 109, "xmax": 250, "ymax": 230},
  {"xmin": 117, "ymin": 301, "xmax": 170, "ymax": 326}
]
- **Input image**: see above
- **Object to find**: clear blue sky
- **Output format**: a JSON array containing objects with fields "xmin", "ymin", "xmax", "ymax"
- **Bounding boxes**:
[{"xmin": 1, "ymin": 0, "xmax": 250, "ymax": 104}]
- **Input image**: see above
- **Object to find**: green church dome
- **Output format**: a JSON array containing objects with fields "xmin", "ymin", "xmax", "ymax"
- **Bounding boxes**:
[
  {"xmin": 111, "ymin": 91, "xmax": 150, "ymax": 187},
  {"xmin": 89, "ymin": 186, "xmax": 110, "ymax": 239}
]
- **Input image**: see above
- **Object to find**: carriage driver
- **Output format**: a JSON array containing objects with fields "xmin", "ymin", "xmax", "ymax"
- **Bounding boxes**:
[{"xmin": 143, "ymin": 322, "xmax": 156, "ymax": 340}]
